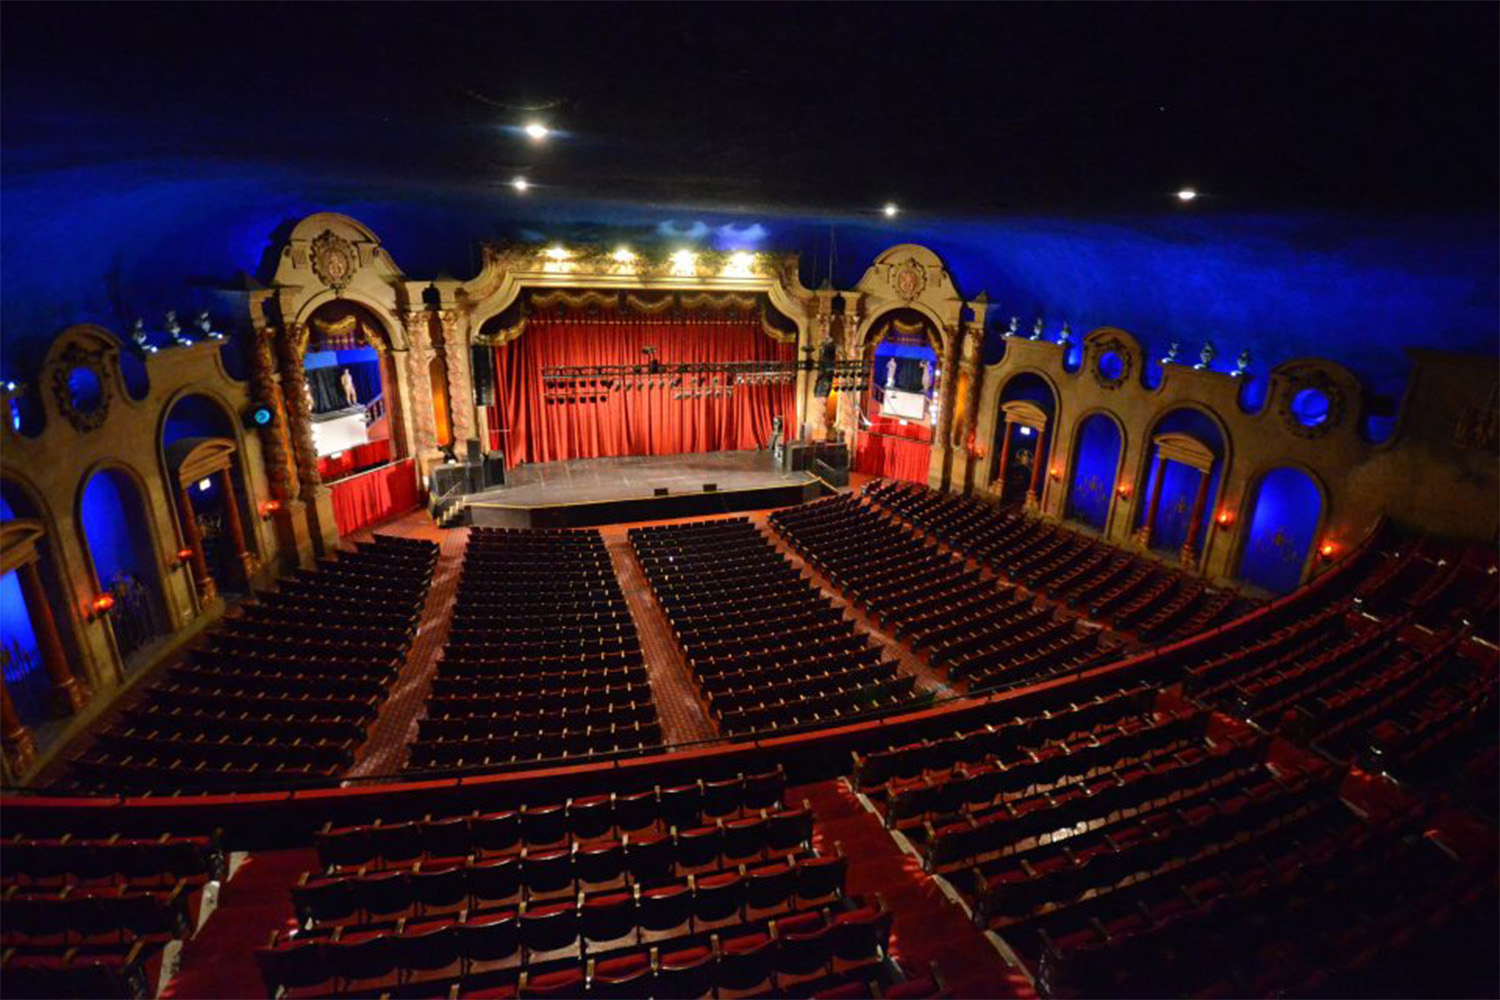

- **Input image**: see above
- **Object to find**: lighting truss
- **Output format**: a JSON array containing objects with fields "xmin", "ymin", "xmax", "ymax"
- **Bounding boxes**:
[{"xmin": 540, "ymin": 357, "xmax": 871, "ymax": 403}]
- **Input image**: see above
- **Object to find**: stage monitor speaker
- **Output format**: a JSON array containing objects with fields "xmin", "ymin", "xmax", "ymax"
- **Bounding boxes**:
[
  {"xmin": 482, "ymin": 451, "xmax": 506, "ymax": 488},
  {"xmin": 430, "ymin": 464, "xmax": 468, "ymax": 499},
  {"xmin": 465, "ymin": 462, "xmax": 485, "ymax": 494},
  {"xmin": 465, "ymin": 438, "xmax": 483, "ymax": 465},
  {"xmin": 783, "ymin": 442, "xmax": 815, "ymax": 472},
  {"xmin": 703, "ymin": 483, "xmax": 718, "ymax": 492},
  {"xmin": 654, "ymin": 487, "xmax": 669, "ymax": 497}
]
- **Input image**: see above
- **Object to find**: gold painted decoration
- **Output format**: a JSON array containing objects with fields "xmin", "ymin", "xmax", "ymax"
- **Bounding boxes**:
[{"xmin": 309, "ymin": 230, "xmax": 359, "ymax": 293}]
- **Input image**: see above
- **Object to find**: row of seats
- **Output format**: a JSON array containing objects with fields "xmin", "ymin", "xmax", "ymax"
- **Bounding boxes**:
[
  {"xmin": 0, "ymin": 831, "xmax": 225, "ymax": 890},
  {"xmin": 62, "ymin": 536, "xmax": 437, "ymax": 793},
  {"xmin": 411, "ymin": 527, "xmax": 660, "ymax": 771},
  {"xmin": 628, "ymin": 517, "xmax": 924, "ymax": 735}
]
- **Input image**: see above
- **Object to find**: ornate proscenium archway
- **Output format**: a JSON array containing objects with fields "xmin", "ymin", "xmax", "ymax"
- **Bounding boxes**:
[{"xmin": 850, "ymin": 310, "xmax": 941, "ymax": 483}]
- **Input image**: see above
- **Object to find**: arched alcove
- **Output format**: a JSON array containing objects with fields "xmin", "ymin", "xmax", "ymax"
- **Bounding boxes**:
[
  {"xmin": 1238, "ymin": 466, "xmax": 1324, "ymax": 594},
  {"xmin": 1066, "ymin": 412, "xmax": 1122, "ymax": 531},
  {"xmin": 1135, "ymin": 406, "xmax": 1227, "ymax": 562},
  {"xmin": 854, "ymin": 309, "xmax": 940, "ymax": 483},
  {"xmin": 303, "ymin": 300, "xmax": 401, "ymax": 472},
  {"xmin": 77, "ymin": 468, "xmax": 167, "ymax": 666},
  {"xmin": 161, "ymin": 393, "xmax": 259, "ymax": 595},
  {"xmin": 990, "ymin": 371, "xmax": 1057, "ymax": 505}
]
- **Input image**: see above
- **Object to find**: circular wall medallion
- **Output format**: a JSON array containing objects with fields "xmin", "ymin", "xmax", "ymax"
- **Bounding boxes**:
[
  {"xmin": 310, "ymin": 230, "xmax": 359, "ymax": 293},
  {"xmin": 1290, "ymin": 388, "xmax": 1331, "ymax": 428},
  {"xmin": 1277, "ymin": 370, "xmax": 1345, "ymax": 438},
  {"xmin": 50, "ymin": 343, "xmax": 113, "ymax": 432},
  {"xmin": 1090, "ymin": 340, "xmax": 1134, "ymax": 390}
]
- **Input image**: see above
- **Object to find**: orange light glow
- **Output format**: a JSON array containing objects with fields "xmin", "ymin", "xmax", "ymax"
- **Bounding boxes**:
[
  {"xmin": 1320, "ymin": 542, "xmax": 1337, "ymax": 558},
  {"xmin": 1216, "ymin": 510, "xmax": 1234, "ymax": 527},
  {"xmin": 92, "ymin": 593, "xmax": 116, "ymax": 613},
  {"xmin": 176, "ymin": 547, "xmax": 194, "ymax": 561}
]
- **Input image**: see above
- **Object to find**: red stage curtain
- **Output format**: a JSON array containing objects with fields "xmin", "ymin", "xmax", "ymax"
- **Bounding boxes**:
[
  {"xmin": 855, "ymin": 431, "xmax": 932, "ymax": 483},
  {"xmin": 330, "ymin": 458, "xmax": 419, "ymax": 536},
  {"xmin": 317, "ymin": 438, "xmax": 392, "ymax": 482},
  {"xmin": 490, "ymin": 315, "xmax": 794, "ymax": 466}
]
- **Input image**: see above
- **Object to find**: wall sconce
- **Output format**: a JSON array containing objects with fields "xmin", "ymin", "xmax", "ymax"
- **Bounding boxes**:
[
  {"xmin": 88, "ymin": 592, "xmax": 116, "ymax": 621},
  {"xmin": 1116, "ymin": 483, "xmax": 1132, "ymax": 500},
  {"xmin": 175, "ymin": 547, "xmax": 194, "ymax": 567},
  {"xmin": 260, "ymin": 499, "xmax": 282, "ymax": 519},
  {"xmin": 1216, "ymin": 510, "xmax": 1234, "ymax": 530},
  {"xmin": 1319, "ymin": 541, "xmax": 1337, "ymax": 560},
  {"xmin": 1049, "ymin": 466, "xmax": 1062, "ymax": 480}
]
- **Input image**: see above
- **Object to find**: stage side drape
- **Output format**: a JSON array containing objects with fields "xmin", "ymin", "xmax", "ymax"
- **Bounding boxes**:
[
  {"xmin": 855, "ymin": 431, "xmax": 932, "ymax": 482},
  {"xmin": 330, "ymin": 458, "xmax": 419, "ymax": 536},
  {"xmin": 489, "ymin": 316, "xmax": 794, "ymax": 467},
  {"xmin": 864, "ymin": 414, "xmax": 934, "ymax": 442}
]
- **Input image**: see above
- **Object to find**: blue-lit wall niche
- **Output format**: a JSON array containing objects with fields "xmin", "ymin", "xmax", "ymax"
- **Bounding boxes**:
[
  {"xmin": 1135, "ymin": 407, "xmax": 1225, "ymax": 558},
  {"xmin": 992, "ymin": 372, "xmax": 1057, "ymax": 504},
  {"xmin": 161, "ymin": 393, "xmax": 259, "ymax": 588},
  {"xmin": 0, "ymin": 487, "xmax": 48, "ymax": 725},
  {"xmin": 78, "ymin": 466, "xmax": 167, "ymax": 662},
  {"xmin": 1066, "ymin": 413, "xmax": 1123, "ymax": 532},
  {"xmin": 1237, "ymin": 467, "xmax": 1324, "ymax": 595}
]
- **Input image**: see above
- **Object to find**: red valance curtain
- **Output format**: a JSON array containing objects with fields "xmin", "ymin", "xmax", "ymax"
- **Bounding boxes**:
[
  {"xmin": 855, "ymin": 431, "xmax": 932, "ymax": 483},
  {"xmin": 490, "ymin": 315, "xmax": 794, "ymax": 467},
  {"xmin": 331, "ymin": 459, "xmax": 420, "ymax": 536},
  {"xmin": 864, "ymin": 414, "xmax": 934, "ymax": 443}
]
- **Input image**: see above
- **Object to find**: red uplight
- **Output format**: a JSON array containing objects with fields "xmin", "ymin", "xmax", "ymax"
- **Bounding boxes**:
[
  {"xmin": 177, "ymin": 547, "xmax": 194, "ymax": 561},
  {"xmin": 92, "ymin": 593, "xmax": 116, "ymax": 613},
  {"xmin": 262, "ymin": 499, "xmax": 282, "ymax": 516}
]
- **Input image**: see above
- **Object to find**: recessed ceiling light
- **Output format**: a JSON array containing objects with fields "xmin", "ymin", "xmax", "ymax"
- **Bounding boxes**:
[
  {"xmin": 882, "ymin": 203, "xmax": 899, "ymax": 218},
  {"xmin": 524, "ymin": 122, "xmax": 549, "ymax": 141},
  {"xmin": 1176, "ymin": 187, "xmax": 1198, "ymax": 203},
  {"xmin": 511, "ymin": 176, "xmax": 530, "ymax": 193}
]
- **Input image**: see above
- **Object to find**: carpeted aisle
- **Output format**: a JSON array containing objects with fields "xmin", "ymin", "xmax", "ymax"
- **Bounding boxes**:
[
  {"xmin": 796, "ymin": 780, "xmax": 1035, "ymax": 999},
  {"xmin": 161, "ymin": 848, "xmax": 318, "ymax": 1000}
]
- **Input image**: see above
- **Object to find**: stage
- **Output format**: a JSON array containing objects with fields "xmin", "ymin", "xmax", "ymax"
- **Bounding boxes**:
[{"xmin": 460, "ymin": 451, "xmax": 832, "ymax": 528}]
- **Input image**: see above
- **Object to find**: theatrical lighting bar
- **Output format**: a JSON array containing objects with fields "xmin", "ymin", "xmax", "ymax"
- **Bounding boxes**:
[{"xmin": 540, "ymin": 358, "xmax": 871, "ymax": 404}]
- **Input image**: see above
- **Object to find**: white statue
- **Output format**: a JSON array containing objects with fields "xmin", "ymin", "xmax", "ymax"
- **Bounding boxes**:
[
  {"xmin": 920, "ymin": 360, "xmax": 933, "ymax": 394},
  {"xmin": 885, "ymin": 357, "xmax": 897, "ymax": 388},
  {"xmin": 340, "ymin": 368, "xmax": 358, "ymax": 407}
]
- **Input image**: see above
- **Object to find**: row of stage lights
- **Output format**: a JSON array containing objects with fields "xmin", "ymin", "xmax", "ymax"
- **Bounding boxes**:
[
  {"xmin": 541, "ymin": 356, "xmax": 869, "ymax": 403},
  {"xmin": 537, "ymin": 244, "xmax": 760, "ymax": 278}
]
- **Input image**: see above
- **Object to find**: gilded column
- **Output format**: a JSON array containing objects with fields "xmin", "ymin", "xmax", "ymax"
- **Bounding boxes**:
[
  {"xmin": 438, "ymin": 310, "xmax": 477, "ymax": 446},
  {"xmin": 403, "ymin": 310, "xmax": 439, "ymax": 458},
  {"xmin": 0, "ymin": 679, "xmax": 36, "ymax": 775},
  {"xmin": 928, "ymin": 324, "xmax": 962, "ymax": 489},
  {"xmin": 18, "ymin": 560, "xmax": 89, "ymax": 713},
  {"xmin": 1026, "ymin": 425, "xmax": 1047, "ymax": 509},
  {"xmin": 216, "ymin": 468, "xmax": 256, "ymax": 581},
  {"xmin": 806, "ymin": 312, "xmax": 832, "ymax": 440},
  {"xmin": 248, "ymin": 327, "xmax": 297, "ymax": 502},
  {"xmin": 994, "ymin": 418, "xmax": 1013, "ymax": 498},
  {"xmin": 277, "ymin": 323, "xmax": 322, "ymax": 503},
  {"xmin": 1135, "ymin": 453, "xmax": 1167, "ymax": 548},
  {"xmin": 1180, "ymin": 466, "xmax": 1213, "ymax": 569},
  {"xmin": 176, "ymin": 485, "xmax": 217, "ymax": 605}
]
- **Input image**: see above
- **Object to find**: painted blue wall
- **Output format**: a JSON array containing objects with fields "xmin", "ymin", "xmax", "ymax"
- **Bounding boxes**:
[
  {"xmin": 79, "ymin": 469, "xmax": 155, "ymax": 592},
  {"xmin": 1067, "ymin": 415, "xmax": 1121, "ymax": 531},
  {"xmin": 2, "ymin": 157, "xmax": 1495, "ymax": 409},
  {"xmin": 1239, "ymin": 467, "xmax": 1323, "ymax": 594}
]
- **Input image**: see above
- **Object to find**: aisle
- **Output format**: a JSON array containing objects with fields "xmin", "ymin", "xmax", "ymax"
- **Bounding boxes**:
[{"xmin": 796, "ymin": 779, "xmax": 1035, "ymax": 1000}]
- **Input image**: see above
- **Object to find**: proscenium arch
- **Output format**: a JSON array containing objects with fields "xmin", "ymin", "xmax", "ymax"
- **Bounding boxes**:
[
  {"xmin": 1230, "ymin": 460, "xmax": 1330, "ymax": 593},
  {"xmin": 854, "ymin": 300, "xmax": 950, "ymax": 359},
  {"xmin": 1064, "ymin": 408, "xmax": 1129, "ymax": 534}
]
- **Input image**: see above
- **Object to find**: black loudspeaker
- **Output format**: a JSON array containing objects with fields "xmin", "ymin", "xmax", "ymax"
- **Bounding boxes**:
[
  {"xmin": 465, "ymin": 461, "xmax": 485, "ymax": 494},
  {"xmin": 783, "ymin": 442, "xmax": 815, "ymax": 472},
  {"xmin": 483, "ymin": 451, "xmax": 506, "ymax": 488},
  {"xmin": 430, "ymin": 464, "xmax": 468, "ymax": 498},
  {"xmin": 465, "ymin": 438, "xmax": 483, "ymax": 465},
  {"xmin": 814, "ymin": 441, "xmax": 850, "ymax": 471},
  {"xmin": 703, "ymin": 483, "xmax": 718, "ymax": 493},
  {"xmin": 471, "ymin": 346, "xmax": 495, "ymax": 406}
]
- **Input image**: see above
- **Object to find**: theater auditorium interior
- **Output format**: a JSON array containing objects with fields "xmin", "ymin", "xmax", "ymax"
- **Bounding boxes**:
[{"xmin": 0, "ymin": 4, "xmax": 1497, "ymax": 999}]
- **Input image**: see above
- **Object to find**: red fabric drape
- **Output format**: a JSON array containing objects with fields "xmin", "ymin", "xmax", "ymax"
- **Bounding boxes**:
[
  {"xmin": 855, "ymin": 431, "xmax": 932, "ymax": 483},
  {"xmin": 864, "ymin": 414, "xmax": 934, "ymax": 443},
  {"xmin": 317, "ymin": 438, "xmax": 392, "ymax": 482},
  {"xmin": 331, "ymin": 459, "xmax": 419, "ymax": 536},
  {"xmin": 490, "ymin": 315, "xmax": 794, "ymax": 466}
]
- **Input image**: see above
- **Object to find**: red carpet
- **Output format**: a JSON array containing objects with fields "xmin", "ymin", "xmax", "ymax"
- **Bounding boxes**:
[
  {"xmin": 161, "ymin": 848, "xmax": 317, "ymax": 1000},
  {"xmin": 796, "ymin": 780, "xmax": 1035, "ymax": 1000}
]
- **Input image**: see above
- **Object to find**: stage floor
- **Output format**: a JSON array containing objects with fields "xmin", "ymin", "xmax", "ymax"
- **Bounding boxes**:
[{"xmin": 461, "ymin": 451, "xmax": 827, "ymax": 528}]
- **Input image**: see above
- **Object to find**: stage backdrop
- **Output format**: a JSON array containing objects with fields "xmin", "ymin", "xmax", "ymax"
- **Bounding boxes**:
[{"xmin": 489, "ymin": 312, "xmax": 794, "ymax": 467}]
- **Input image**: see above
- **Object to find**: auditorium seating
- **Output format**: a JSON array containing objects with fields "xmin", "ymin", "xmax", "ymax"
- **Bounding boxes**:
[
  {"xmin": 409, "ymin": 527, "xmax": 660, "ymax": 771},
  {"xmin": 60, "ymin": 535, "xmax": 437, "ymax": 792},
  {"xmin": 628, "ymin": 518, "xmax": 923, "ymax": 735},
  {"xmin": 770, "ymin": 495, "xmax": 1122, "ymax": 692},
  {"xmin": 862, "ymin": 479, "xmax": 1243, "ymax": 640}
]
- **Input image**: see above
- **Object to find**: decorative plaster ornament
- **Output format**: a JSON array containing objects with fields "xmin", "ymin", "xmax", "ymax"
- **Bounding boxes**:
[
  {"xmin": 1233, "ymin": 349, "xmax": 1252, "ymax": 377},
  {"xmin": 310, "ymin": 230, "xmax": 359, "ymax": 293},
  {"xmin": 1161, "ymin": 341, "xmax": 1181, "ymax": 365},
  {"xmin": 1030, "ymin": 317, "xmax": 1044, "ymax": 340},
  {"xmin": 1196, "ymin": 341, "xmax": 1217, "ymax": 370},
  {"xmin": 891, "ymin": 258, "xmax": 928, "ymax": 301}
]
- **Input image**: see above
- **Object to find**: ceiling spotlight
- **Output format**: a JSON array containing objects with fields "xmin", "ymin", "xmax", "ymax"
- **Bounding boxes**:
[
  {"xmin": 882, "ymin": 203, "xmax": 899, "ymax": 218},
  {"xmin": 1176, "ymin": 187, "xmax": 1198, "ymax": 203},
  {"xmin": 524, "ymin": 122, "xmax": 550, "ymax": 141},
  {"xmin": 511, "ymin": 176, "xmax": 530, "ymax": 193},
  {"xmin": 545, "ymin": 245, "xmax": 569, "ymax": 261},
  {"xmin": 612, "ymin": 246, "xmax": 636, "ymax": 263},
  {"xmin": 670, "ymin": 249, "xmax": 698, "ymax": 276}
]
